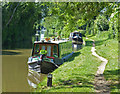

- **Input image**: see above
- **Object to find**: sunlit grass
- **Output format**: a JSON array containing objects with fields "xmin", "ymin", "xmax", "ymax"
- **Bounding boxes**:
[
  {"xmin": 90, "ymin": 31, "xmax": 119, "ymax": 92},
  {"xmin": 35, "ymin": 31, "xmax": 119, "ymax": 92},
  {"xmin": 96, "ymin": 40, "xmax": 118, "ymax": 92},
  {"xmin": 36, "ymin": 38, "xmax": 102, "ymax": 92}
]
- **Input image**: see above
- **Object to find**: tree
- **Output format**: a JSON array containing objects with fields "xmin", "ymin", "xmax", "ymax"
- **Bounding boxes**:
[
  {"xmin": 2, "ymin": 2, "xmax": 48, "ymax": 49},
  {"xmin": 42, "ymin": 2, "xmax": 110, "ymax": 37}
]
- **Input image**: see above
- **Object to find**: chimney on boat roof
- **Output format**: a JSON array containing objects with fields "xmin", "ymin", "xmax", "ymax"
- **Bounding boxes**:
[
  {"xmin": 35, "ymin": 30, "xmax": 39, "ymax": 41},
  {"xmin": 40, "ymin": 26, "xmax": 46, "ymax": 41}
]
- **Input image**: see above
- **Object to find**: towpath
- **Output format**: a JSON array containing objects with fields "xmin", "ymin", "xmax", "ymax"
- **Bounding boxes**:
[{"xmin": 86, "ymin": 38, "xmax": 110, "ymax": 93}]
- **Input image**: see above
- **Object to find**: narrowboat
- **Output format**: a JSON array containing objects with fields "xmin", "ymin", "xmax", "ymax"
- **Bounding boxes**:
[
  {"xmin": 69, "ymin": 31, "xmax": 83, "ymax": 45},
  {"xmin": 69, "ymin": 31, "xmax": 83, "ymax": 51},
  {"xmin": 27, "ymin": 40, "xmax": 73, "ymax": 74}
]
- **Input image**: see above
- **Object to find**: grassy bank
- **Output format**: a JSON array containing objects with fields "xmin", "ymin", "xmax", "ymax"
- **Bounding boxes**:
[
  {"xmin": 35, "ymin": 31, "xmax": 118, "ymax": 92},
  {"xmin": 36, "ymin": 38, "xmax": 102, "ymax": 92},
  {"xmin": 89, "ymin": 32, "xmax": 119, "ymax": 92}
]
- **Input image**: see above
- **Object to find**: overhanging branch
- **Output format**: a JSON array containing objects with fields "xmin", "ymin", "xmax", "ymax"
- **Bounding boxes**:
[{"xmin": 6, "ymin": 1, "xmax": 21, "ymax": 26}]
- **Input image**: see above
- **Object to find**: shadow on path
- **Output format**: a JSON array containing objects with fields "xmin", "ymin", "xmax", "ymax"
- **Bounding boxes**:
[
  {"xmin": 104, "ymin": 69, "xmax": 120, "ymax": 91},
  {"xmin": 46, "ymin": 73, "xmax": 95, "ymax": 92},
  {"xmin": 85, "ymin": 38, "xmax": 109, "ymax": 47}
]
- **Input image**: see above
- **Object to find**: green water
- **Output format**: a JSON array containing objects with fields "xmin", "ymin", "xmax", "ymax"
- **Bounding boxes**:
[{"xmin": 2, "ymin": 49, "xmax": 46, "ymax": 92}]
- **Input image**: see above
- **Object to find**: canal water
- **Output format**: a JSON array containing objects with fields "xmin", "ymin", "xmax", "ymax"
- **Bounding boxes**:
[{"xmin": 2, "ymin": 49, "xmax": 46, "ymax": 92}]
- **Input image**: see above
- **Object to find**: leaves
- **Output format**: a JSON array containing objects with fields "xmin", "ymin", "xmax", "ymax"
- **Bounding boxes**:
[
  {"xmin": 2, "ymin": 2, "xmax": 48, "ymax": 48},
  {"xmin": 2, "ymin": 2, "xmax": 118, "ymax": 48},
  {"xmin": 41, "ymin": 2, "xmax": 112, "ymax": 37}
]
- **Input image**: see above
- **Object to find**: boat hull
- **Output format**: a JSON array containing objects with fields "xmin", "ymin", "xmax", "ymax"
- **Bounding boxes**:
[
  {"xmin": 28, "ymin": 61, "xmax": 58, "ymax": 74},
  {"xmin": 40, "ymin": 61, "xmax": 58, "ymax": 74}
]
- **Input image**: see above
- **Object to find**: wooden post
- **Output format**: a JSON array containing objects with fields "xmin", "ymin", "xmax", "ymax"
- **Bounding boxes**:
[{"xmin": 47, "ymin": 73, "xmax": 52, "ymax": 87}]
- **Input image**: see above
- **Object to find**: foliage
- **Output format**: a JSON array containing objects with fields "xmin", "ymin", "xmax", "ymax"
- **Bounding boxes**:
[
  {"xmin": 95, "ymin": 15, "xmax": 109, "ymax": 31},
  {"xmin": 42, "ymin": 2, "xmax": 110, "ymax": 37},
  {"xmin": 2, "ymin": 2, "xmax": 119, "ymax": 49},
  {"xmin": 2, "ymin": 2, "xmax": 48, "ymax": 49},
  {"xmin": 108, "ymin": 5, "xmax": 119, "ymax": 39}
]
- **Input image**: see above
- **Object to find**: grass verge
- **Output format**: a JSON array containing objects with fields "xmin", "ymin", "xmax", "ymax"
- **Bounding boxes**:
[
  {"xmin": 36, "ymin": 38, "xmax": 102, "ymax": 92},
  {"xmin": 89, "ymin": 31, "xmax": 119, "ymax": 92}
]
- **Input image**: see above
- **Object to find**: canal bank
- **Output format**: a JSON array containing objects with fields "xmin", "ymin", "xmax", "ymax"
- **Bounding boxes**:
[
  {"xmin": 37, "ymin": 32, "xmax": 118, "ymax": 92},
  {"xmin": 36, "ymin": 38, "xmax": 102, "ymax": 92}
]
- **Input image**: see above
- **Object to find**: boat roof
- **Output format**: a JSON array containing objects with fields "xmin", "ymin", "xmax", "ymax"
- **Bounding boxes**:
[{"xmin": 34, "ymin": 40, "xmax": 69, "ymax": 44}]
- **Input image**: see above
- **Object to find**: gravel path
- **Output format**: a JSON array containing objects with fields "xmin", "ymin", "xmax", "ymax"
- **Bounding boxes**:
[{"xmin": 91, "ymin": 40, "xmax": 110, "ymax": 94}]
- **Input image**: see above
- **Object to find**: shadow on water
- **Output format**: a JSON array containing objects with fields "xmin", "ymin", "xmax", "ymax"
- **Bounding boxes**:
[{"xmin": 2, "ymin": 51, "xmax": 22, "ymax": 55}]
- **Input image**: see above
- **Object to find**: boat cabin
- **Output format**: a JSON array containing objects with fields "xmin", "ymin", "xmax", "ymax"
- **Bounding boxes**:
[
  {"xmin": 28, "ymin": 40, "xmax": 73, "ymax": 73},
  {"xmin": 32, "ymin": 40, "xmax": 73, "ymax": 61}
]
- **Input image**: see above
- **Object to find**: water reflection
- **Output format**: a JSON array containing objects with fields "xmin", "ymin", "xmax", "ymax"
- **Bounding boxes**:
[
  {"xmin": 2, "ymin": 49, "xmax": 46, "ymax": 92},
  {"xmin": 27, "ymin": 70, "xmax": 46, "ymax": 89}
]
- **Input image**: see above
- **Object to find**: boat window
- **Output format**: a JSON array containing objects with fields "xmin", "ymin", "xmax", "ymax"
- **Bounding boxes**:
[
  {"xmin": 34, "ymin": 44, "xmax": 40, "ymax": 54},
  {"xmin": 42, "ymin": 46, "xmax": 45, "ymax": 50},
  {"xmin": 53, "ymin": 45, "xmax": 58, "ymax": 56},
  {"xmin": 47, "ymin": 46, "xmax": 51, "ymax": 56}
]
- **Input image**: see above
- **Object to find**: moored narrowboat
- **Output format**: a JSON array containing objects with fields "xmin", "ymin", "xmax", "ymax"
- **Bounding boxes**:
[
  {"xmin": 27, "ymin": 40, "xmax": 73, "ymax": 74},
  {"xmin": 70, "ymin": 31, "xmax": 83, "ymax": 45},
  {"xmin": 69, "ymin": 31, "xmax": 83, "ymax": 51}
]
